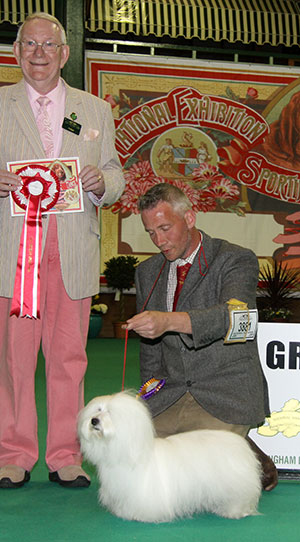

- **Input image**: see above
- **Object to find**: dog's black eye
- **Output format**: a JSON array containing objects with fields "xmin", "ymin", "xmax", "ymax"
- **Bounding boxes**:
[{"xmin": 91, "ymin": 418, "xmax": 99, "ymax": 426}]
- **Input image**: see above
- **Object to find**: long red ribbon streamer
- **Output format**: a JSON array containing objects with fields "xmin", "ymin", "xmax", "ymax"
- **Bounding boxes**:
[
  {"xmin": 10, "ymin": 195, "xmax": 42, "ymax": 319},
  {"xmin": 121, "ymin": 328, "xmax": 129, "ymax": 391}
]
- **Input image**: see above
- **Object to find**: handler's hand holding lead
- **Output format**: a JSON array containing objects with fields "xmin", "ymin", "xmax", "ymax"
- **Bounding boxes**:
[{"xmin": 125, "ymin": 311, "xmax": 169, "ymax": 339}]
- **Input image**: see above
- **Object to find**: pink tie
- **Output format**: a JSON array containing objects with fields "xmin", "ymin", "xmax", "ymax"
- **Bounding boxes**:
[
  {"xmin": 173, "ymin": 263, "xmax": 192, "ymax": 310},
  {"xmin": 36, "ymin": 96, "xmax": 54, "ymax": 158}
]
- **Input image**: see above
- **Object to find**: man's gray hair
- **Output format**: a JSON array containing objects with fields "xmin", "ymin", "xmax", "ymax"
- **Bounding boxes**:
[
  {"xmin": 138, "ymin": 183, "xmax": 192, "ymax": 215},
  {"xmin": 16, "ymin": 12, "xmax": 67, "ymax": 45}
]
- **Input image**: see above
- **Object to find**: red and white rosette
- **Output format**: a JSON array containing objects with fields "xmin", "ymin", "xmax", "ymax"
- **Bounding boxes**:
[{"xmin": 10, "ymin": 164, "xmax": 60, "ymax": 319}]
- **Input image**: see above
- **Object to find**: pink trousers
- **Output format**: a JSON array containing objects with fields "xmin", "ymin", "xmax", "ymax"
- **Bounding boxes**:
[{"xmin": 0, "ymin": 217, "xmax": 91, "ymax": 472}]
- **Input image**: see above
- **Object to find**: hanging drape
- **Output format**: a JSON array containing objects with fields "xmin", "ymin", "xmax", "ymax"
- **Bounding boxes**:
[
  {"xmin": 0, "ymin": 0, "xmax": 55, "ymax": 24},
  {"xmin": 86, "ymin": 0, "xmax": 300, "ymax": 47}
]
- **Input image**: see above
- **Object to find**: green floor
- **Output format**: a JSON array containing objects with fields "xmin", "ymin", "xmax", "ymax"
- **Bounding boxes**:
[{"xmin": 1, "ymin": 338, "xmax": 299, "ymax": 542}]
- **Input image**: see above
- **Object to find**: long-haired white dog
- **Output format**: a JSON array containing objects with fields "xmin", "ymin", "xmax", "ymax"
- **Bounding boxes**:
[{"xmin": 78, "ymin": 392, "xmax": 262, "ymax": 523}]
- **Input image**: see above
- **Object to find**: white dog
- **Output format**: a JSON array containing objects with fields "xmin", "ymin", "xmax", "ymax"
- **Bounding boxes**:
[{"xmin": 78, "ymin": 392, "xmax": 262, "ymax": 523}]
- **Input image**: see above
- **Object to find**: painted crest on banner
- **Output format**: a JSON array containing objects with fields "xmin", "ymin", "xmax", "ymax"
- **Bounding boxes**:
[{"xmin": 151, "ymin": 127, "xmax": 218, "ymax": 179}]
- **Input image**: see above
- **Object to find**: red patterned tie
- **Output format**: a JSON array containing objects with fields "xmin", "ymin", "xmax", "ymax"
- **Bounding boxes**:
[
  {"xmin": 173, "ymin": 263, "xmax": 192, "ymax": 310},
  {"xmin": 36, "ymin": 96, "xmax": 54, "ymax": 158}
]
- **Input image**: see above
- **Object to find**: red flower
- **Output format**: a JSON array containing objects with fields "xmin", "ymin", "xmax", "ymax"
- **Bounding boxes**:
[
  {"xmin": 197, "ymin": 191, "xmax": 217, "ymax": 212},
  {"xmin": 192, "ymin": 164, "xmax": 223, "ymax": 187},
  {"xmin": 107, "ymin": 160, "xmax": 239, "ymax": 216},
  {"xmin": 124, "ymin": 161, "xmax": 156, "ymax": 184},
  {"xmin": 205, "ymin": 178, "xmax": 240, "ymax": 201},
  {"xmin": 109, "ymin": 200, "xmax": 123, "ymax": 214},
  {"xmin": 104, "ymin": 94, "xmax": 118, "ymax": 108},
  {"xmin": 118, "ymin": 178, "xmax": 160, "ymax": 214},
  {"xmin": 245, "ymin": 87, "xmax": 258, "ymax": 100}
]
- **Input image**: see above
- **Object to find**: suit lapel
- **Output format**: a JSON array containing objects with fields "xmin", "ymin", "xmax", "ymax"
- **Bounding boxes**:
[
  {"xmin": 60, "ymin": 84, "xmax": 83, "ymax": 157},
  {"xmin": 145, "ymin": 257, "xmax": 169, "ymax": 312},
  {"xmin": 10, "ymin": 80, "xmax": 45, "ymax": 158}
]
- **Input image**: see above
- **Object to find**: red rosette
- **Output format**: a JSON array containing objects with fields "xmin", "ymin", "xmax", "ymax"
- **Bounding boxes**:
[
  {"xmin": 11, "ymin": 163, "xmax": 60, "ymax": 212},
  {"xmin": 10, "ymin": 164, "xmax": 60, "ymax": 319}
]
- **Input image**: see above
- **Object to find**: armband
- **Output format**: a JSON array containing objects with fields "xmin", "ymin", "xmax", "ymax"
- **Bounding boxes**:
[{"xmin": 224, "ymin": 298, "xmax": 258, "ymax": 344}]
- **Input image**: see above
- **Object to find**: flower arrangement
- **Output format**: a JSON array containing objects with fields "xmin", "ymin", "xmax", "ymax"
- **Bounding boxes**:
[
  {"xmin": 261, "ymin": 307, "xmax": 292, "ymax": 322},
  {"xmin": 91, "ymin": 294, "xmax": 108, "ymax": 315},
  {"xmin": 107, "ymin": 160, "xmax": 245, "ymax": 217}
]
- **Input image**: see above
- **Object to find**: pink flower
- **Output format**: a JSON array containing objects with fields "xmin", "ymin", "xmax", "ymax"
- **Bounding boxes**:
[
  {"xmin": 205, "ymin": 178, "xmax": 240, "ymax": 201},
  {"xmin": 124, "ymin": 161, "xmax": 156, "ymax": 184},
  {"xmin": 107, "ymin": 161, "xmax": 158, "ymax": 214},
  {"xmin": 107, "ymin": 159, "xmax": 239, "ymax": 216},
  {"xmin": 192, "ymin": 164, "xmax": 223, "ymax": 186},
  {"xmin": 118, "ymin": 178, "xmax": 160, "ymax": 214}
]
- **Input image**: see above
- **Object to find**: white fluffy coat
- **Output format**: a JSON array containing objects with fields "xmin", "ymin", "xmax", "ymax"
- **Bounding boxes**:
[{"xmin": 78, "ymin": 392, "xmax": 262, "ymax": 523}]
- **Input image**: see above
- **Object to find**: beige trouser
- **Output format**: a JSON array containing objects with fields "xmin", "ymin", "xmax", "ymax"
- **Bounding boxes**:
[{"xmin": 153, "ymin": 392, "xmax": 250, "ymax": 438}]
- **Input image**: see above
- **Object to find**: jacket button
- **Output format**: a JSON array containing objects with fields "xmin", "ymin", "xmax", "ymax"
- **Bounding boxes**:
[{"xmin": 186, "ymin": 380, "xmax": 192, "ymax": 387}]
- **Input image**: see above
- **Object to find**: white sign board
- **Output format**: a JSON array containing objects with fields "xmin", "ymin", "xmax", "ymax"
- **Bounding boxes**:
[{"xmin": 249, "ymin": 323, "xmax": 300, "ymax": 477}]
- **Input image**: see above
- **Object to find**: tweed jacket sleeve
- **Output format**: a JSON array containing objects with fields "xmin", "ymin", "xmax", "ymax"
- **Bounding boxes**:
[{"xmin": 135, "ymin": 233, "xmax": 270, "ymax": 427}]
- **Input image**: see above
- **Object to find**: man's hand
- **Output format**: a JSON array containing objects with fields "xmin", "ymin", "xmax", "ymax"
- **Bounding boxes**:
[
  {"xmin": 79, "ymin": 165, "xmax": 105, "ymax": 196},
  {"xmin": 0, "ymin": 170, "xmax": 21, "ymax": 198},
  {"xmin": 125, "ymin": 310, "xmax": 192, "ymax": 339}
]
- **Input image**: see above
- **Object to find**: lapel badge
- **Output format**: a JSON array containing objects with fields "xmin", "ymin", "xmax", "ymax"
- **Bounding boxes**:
[{"xmin": 62, "ymin": 115, "xmax": 81, "ymax": 135}]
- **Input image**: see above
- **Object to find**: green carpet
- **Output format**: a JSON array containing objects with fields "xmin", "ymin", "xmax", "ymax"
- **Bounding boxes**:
[{"xmin": 0, "ymin": 338, "xmax": 299, "ymax": 542}]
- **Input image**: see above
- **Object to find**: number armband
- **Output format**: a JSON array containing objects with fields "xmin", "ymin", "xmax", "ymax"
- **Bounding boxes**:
[{"xmin": 224, "ymin": 298, "xmax": 258, "ymax": 344}]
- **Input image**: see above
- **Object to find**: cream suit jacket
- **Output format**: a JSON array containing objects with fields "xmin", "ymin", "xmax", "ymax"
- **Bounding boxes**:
[{"xmin": 0, "ymin": 79, "xmax": 125, "ymax": 299}]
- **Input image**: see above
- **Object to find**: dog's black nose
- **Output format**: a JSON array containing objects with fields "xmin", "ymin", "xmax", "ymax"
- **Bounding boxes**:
[{"xmin": 91, "ymin": 418, "xmax": 99, "ymax": 426}]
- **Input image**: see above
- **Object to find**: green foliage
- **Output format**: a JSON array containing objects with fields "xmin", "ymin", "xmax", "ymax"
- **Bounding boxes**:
[
  {"xmin": 103, "ymin": 256, "xmax": 139, "ymax": 321},
  {"xmin": 103, "ymin": 256, "xmax": 139, "ymax": 292},
  {"xmin": 259, "ymin": 259, "xmax": 300, "ymax": 317},
  {"xmin": 261, "ymin": 307, "xmax": 291, "ymax": 321}
]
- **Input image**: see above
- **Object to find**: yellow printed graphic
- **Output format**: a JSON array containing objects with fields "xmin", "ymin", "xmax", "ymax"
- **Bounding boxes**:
[{"xmin": 258, "ymin": 399, "xmax": 300, "ymax": 438}]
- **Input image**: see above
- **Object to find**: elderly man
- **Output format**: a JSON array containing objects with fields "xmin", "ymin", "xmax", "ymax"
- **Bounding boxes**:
[
  {"xmin": 0, "ymin": 12, "xmax": 124, "ymax": 488},
  {"xmin": 126, "ymin": 183, "xmax": 277, "ymax": 491}
]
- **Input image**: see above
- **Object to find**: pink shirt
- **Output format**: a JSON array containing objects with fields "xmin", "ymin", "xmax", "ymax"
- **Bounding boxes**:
[
  {"xmin": 25, "ymin": 78, "xmax": 104, "ymax": 206},
  {"xmin": 25, "ymin": 78, "xmax": 65, "ymax": 158}
]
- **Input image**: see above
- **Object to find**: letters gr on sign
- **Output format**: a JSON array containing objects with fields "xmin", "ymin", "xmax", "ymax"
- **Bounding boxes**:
[{"xmin": 266, "ymin": 341, "xmax": 300, "ymax": 370}]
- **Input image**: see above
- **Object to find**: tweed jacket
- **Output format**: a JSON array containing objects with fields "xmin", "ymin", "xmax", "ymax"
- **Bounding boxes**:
[
  {"xmin": 135, "ymin": 231, "xmax": 270, "ymax": 426},
  {"xmin": 0, "ymin": 79, "xmax": 124, "ymax": 299}
]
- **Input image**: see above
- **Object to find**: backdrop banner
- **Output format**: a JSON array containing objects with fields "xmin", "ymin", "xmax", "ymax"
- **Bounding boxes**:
[
  {"xmin": 85, "ymin": 51, "xmax": 300, "ymax": 271},
  {"xmin": 0, "ymin": 45, "xmax": 22, "ymax": 86}
]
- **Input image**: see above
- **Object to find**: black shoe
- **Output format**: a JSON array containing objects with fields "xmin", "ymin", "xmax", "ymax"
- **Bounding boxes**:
[
  {"xmin": 49, "ymin": 469, "xmax": 90, "ymax": 488},
  {"xmin": 0, "ymin": 469, "xmax": 30, "ymax": 489}
]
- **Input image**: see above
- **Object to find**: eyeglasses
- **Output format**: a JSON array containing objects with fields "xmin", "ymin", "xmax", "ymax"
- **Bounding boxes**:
[{"xmin": 19, "ymin": 40, "xmax": 63, "ymax": 53}]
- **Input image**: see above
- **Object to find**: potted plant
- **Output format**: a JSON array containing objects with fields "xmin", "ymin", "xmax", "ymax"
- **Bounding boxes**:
[
  {"xmin": 103, "ymin": 255, "xmax": 139, "ymax": 337},
  {"xmin": 258, "ymin": 259, "xmax": 300, "ymax": 321},
  {"xmin": 88, "ymin": 294, "xmax": 108, "ymax": 338}
]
